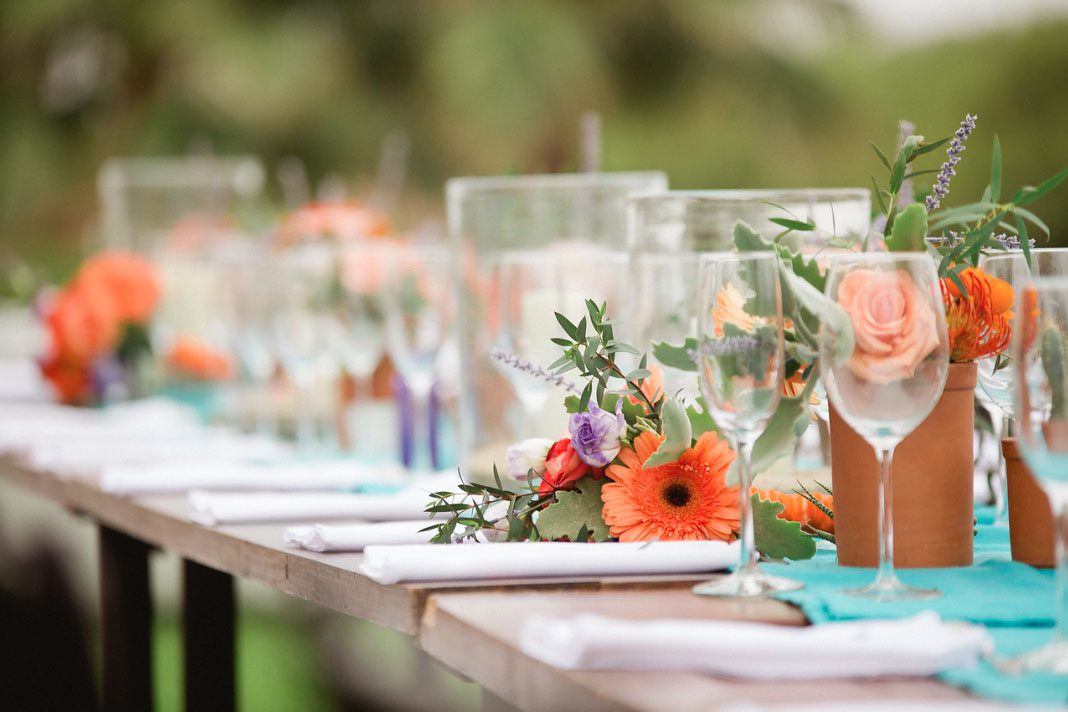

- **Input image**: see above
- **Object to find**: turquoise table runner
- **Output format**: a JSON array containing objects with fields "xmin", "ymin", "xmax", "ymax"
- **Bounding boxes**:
[{"xmin": 761, "ymin": 512, "xmax": 1067, "ymax": 705}]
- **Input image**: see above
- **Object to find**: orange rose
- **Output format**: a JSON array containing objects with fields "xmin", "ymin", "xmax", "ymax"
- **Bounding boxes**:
[
  {"xmin": 76, "ymin": 251, "xmax": 161, "ymax": 323},
  {"xmin": 166, "ymin": 338, "xmax": 233, "ymax": 381},
  {"xmin": 46, "ymin": 281, "xmax": 119, "ymax": 362},
  {"xmin": 539, "ymin": 438, "xmax": 601, "ymax": 496},
  {"xmin": 838, "ymin": 268, "xmax": 940, "ymax": 384},
  {"xmin": 38, "ymin": 352, "xmax": 93, "ymax": 405}
]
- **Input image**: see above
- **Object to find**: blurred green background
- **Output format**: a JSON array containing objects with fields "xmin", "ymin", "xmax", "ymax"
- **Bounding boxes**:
[
  {"xmin": 3, "ymin": 1, "xmax": 1068, "ymax": 709},
  {"xmin": 3, "ymin": 0, "xmax": 1068, "ymax": 283}
]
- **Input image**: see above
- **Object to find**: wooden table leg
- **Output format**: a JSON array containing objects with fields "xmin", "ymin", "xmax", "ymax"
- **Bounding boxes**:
[
  {"xmin": 99, "ymin": 525, "xmax": 154, "ymax": 712},
  {"xmin": 183, "ymin": 559, "xmax": 235, "ymax": 712}
]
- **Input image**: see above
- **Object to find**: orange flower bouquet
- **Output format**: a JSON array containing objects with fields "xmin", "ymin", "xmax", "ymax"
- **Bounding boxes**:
[
  {"xmin": 38, "ymin": 251, "xmax": 161, "ymax": 405},
  {"xmin": 424, "ymin": 300, "xmax": 822, "ymax": 560}
]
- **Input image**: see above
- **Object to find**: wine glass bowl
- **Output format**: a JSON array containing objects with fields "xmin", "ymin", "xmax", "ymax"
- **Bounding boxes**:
[{"xmin": 819, "ymin": 252, "xmax": 949, "ymax": 601}]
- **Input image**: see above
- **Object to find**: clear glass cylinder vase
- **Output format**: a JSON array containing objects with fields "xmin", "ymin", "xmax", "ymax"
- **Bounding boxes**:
[{"xmin": 447, "ymin": 171, "xmax": 668, "ymax": 477}]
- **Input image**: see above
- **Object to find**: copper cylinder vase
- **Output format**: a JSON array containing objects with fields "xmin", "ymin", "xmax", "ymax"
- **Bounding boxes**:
[
  {"xmin": 1003, "ymin": 437, "xmax": 1055, "ymax": 568},
  {"xmin": 829, "ymin": 362, "xmax": 977, "ymax": 568}
]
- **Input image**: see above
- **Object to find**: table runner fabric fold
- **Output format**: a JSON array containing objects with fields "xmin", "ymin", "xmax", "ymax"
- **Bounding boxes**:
[
  {"xmin": 761, "ymin": 523, "xmax": 1066, "ymax": 705},
  {"xmin": 358, "ymin": 540, "xmax": 739, "ymax": 584},
  {"xmin": 519, "ymin": 611, "xmax": 991, "ymax": 679},
  {"xmin": 284, "ymin": 520, "xmax": 432, "ymax": 551},
  {"xmin": 188, "ymin": 490, "xmax": 437, "ymax": 525}
]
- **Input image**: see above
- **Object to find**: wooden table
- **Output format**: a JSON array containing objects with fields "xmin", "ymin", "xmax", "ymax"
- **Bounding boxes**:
[{"xmin": 0, "ymin": 455, "xmax": 979, "ymax": 711}]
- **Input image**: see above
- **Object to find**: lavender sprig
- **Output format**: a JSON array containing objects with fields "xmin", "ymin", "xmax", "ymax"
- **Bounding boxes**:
[
  {"xmin": 926, "ymin": 113, "xmax": 978, "ymax": 212},
  {"xmin": 490, "ymin": 348, "xmax": 581, "ymax": 394},
  {"xmin": 995, "ymin": 233, "xmax": 1036, "ymax": 251}
]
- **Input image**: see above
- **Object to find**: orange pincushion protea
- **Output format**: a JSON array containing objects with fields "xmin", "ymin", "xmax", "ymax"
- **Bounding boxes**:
[
  {"xmin": 166, "ymin": 338, "xmax": 233, "ymax": 381},
  {"xmin": 941, "ymin": 267, "xmax": 1012, "ymax": 362},
  {"xmin": 601, "ymin": 431, "xmax": 740, "ymax": 542},
  {"xmin": 751, "ymin": 487, "xmax": 834, "ymax": 534}
]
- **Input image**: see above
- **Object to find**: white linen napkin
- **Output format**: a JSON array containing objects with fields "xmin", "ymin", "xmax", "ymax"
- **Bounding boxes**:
[
  {"xmin": 29, "ymin": 432, "xmax": 290, "ymax": 477},
  {"xmin": 283, "ymin": 520, "xmax": 432, "ymax": 552},
  {"xmin": 188, "ymin": 489, "xmax": 438, "ymax": 525},
  {"xmin": 101, "ymin": 459, "xmax": 405, "ymax": 494},
  {"xmin": 519, "ymin": 611, "xmax": 991, "ymax": 679},
  {"xmin": 358, "ymin": 540, "xmax": 740, "ymax": 585}
]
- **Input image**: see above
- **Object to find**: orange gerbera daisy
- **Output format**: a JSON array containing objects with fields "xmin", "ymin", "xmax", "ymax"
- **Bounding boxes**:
[{"xmin": 601, "ymin": 431, "xmax": 740, "ymax": 542}]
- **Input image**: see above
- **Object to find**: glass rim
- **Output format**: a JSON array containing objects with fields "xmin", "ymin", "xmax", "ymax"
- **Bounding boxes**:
[
  {"xmin": 445, "ymin": 171, "xmax": 667, "ymax": 196},
  {"xmin": 628, "ymin": 187, "xmax": 870, "ymax": 207},
  {"xmin": 696, "ymin": 250, "xmax": 782, "ymax": 264},
  {"xmin": 980, "ymin": 247, "xmax": 1068, "ymax": 261},
  {"xmin": 495, "ymin": 247, "xmax": 629, "ymax": 264}
]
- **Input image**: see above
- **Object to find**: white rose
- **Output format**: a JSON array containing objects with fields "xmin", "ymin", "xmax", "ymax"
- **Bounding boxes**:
[{"xmin": 506, "ymin": 438, "xmax": 553, "ymax": 481}]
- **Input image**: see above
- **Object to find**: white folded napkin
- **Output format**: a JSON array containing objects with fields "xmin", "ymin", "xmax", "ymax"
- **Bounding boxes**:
[
  {"xmin": 519, "ymin": 611, "xmax": 991, "ymax": 679},
  {"xmin": 188, "ymin": 488, "xmax": 438, "ymax": 525},
  {"xmin": 283, "ymin": 520, "xmax": 432, "ymax": 552},
  {"xmin": 101, "ymin": 459, "xmax": 404, "ymax": 494},
  {"xmin": 358, "ymin": 540, "xmax": 740, "ymax": 585},
  {"xmin": 30, "ymin": 432, "xmax": 290, "ymax": 477}
]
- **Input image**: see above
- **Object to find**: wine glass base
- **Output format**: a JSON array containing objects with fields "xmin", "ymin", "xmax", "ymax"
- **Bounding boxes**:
[
  {"xmin": 843, "ymin": 576, "xmax": 941, "ymax": 602},
  {"xmin": 995, "ymin": 638, "xmax": 1068, "ymax": 675},
  {"xmin": 692, "ymin": 570, "xmax": 804, "ymax": 598}
]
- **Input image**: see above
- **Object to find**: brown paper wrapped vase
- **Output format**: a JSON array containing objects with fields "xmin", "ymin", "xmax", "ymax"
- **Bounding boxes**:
[
  {"xmin": 829, "ymin": 362, "xmax": 976, "ymax": 568},
  {"xmin": 1003, "ymin": 437, "xmax": 1055, "ymax": 568}
]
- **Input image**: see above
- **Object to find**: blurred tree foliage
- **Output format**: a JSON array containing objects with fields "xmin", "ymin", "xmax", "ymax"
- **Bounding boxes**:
[{"xmin": 2, "ymin": 0, "xmax": 1067, "ymax": 281}]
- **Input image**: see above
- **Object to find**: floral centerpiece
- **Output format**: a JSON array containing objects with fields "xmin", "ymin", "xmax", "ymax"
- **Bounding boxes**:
[
  {"xmin": 38, "ymin": 251, "xmax": 161, "ymax": 405},
  {"xmin": 426, "ymin": 300, "xmax": 831, "ymax": 560}
]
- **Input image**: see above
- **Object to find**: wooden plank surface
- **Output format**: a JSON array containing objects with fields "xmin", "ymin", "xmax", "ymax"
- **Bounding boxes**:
[
  {"xmin": 0, "ymin": 455, "xmax": 802, "ymax": 635},
  {"xmin": 0, "ymin": 455, "xmax": 982, "ymax": 711},
  {"xmin": 420, "ymin": 591, "xmax": 976, "ymax": 712}
]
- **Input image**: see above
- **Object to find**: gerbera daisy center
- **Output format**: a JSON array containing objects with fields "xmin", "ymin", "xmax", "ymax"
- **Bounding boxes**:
[{"xmin": 662, "ymin": 482, "xmax": 693, "ymax": 508}]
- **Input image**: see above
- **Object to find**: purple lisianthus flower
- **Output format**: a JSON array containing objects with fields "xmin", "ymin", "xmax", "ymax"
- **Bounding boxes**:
[{"xmin": 568, "ymin": 400, "xmax": 625, "ymax": 468}]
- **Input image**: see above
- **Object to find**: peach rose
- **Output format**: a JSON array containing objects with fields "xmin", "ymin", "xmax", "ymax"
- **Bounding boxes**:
[{"xmin": 838, "ymin": 268, "xmax": 940, "ymax": 384}]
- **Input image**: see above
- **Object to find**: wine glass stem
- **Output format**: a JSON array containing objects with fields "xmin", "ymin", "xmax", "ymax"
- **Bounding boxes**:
[
  {"xmin": 409, "ymin": 381, "xmax": 434, "ymax": 472},
  {"xmin": 875, "ymin": 445, "xmax": 898, "ymax": 586},
  {"xmin": 735, "ymin": 431, "xmax": 759, "ymax": 575}
]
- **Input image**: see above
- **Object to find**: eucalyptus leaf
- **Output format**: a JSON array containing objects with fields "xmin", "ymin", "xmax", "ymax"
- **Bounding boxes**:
[
  {"xmin": 1013, "ymin": 168, "xmax": 1068, "ymax": 207},
  {"xmin": 752, "ymin": 494, "xmax": 817, "ymax": 561},
  {"xmin": 750, "ymin": 378, "xmax": 816, "ymax": 475},
  {"xmin": 644, "ymin": 398, "xmax": 692, "ymax": 468},
  {"xmin": 534, "ymin": 476, "xmax": 610, "ymax": 542},
  {"xmin": 990, "ymin": 134, "xmax": 1002, "ymax": 204},
  {"xmin": 779, "ymin": 265, "xmax": 854, "ymax": 365},
  {"xmin": 733, "ymin": 220, "xmax": 774, "ymax": 252},
  {"xmin": 769, "ymin": 217, "xmax": 816, "ymax": 232},
  {"xmin": 885, "ymin": 203, "xmax": 928, "ymax": 252},
  {"xmin": 652, "ymin": 339, "xmax": 698, "ymax": 372}
]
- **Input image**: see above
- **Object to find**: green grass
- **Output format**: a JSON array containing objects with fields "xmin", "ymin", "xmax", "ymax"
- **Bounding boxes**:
[{"xmin": 152, "ymin": 611, "xmax": 336, "ymax": 712}]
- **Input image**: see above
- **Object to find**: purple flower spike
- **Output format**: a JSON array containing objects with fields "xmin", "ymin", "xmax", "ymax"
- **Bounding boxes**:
[
  {"xmin": 568, "ymin": 400, "xmax": 625, "ymax": 468},
  {"xmin": 925, "ymin": 113, "xmax": 978, "ymax": 212}
]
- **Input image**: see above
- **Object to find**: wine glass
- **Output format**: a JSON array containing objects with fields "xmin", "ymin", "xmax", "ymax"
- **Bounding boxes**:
[
  {"xmin": 216, "ymin": 244, "xmax": 278, "ymax": 436},
  {"xmin": 819, "ymin": 252, "xmax": 949, "ymax": 601},
  {"xmin": 334, "ymin": 241, "xmax": 388, "ymax": 402},
  {"xmin": 382, "ymin": 243, "xmax": 455, "ymax": 473},
  {"xmin": 692, "ymin": 251, "xmax": 802, "ymax": 597},
  {"xmin": 272, "ymin": 244, "xmax": 339, "ymax": 450},
  {"xmin": 978, "ymin": 249, "xmax": 1068, "ymax": 522},
  {"xmin": 493, "ymin": 249, "xmax": 628, "ymax": 437},
  {"xmin": 1010, "ymin": 276, "xmax": 1068, "ymax": 673}
]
